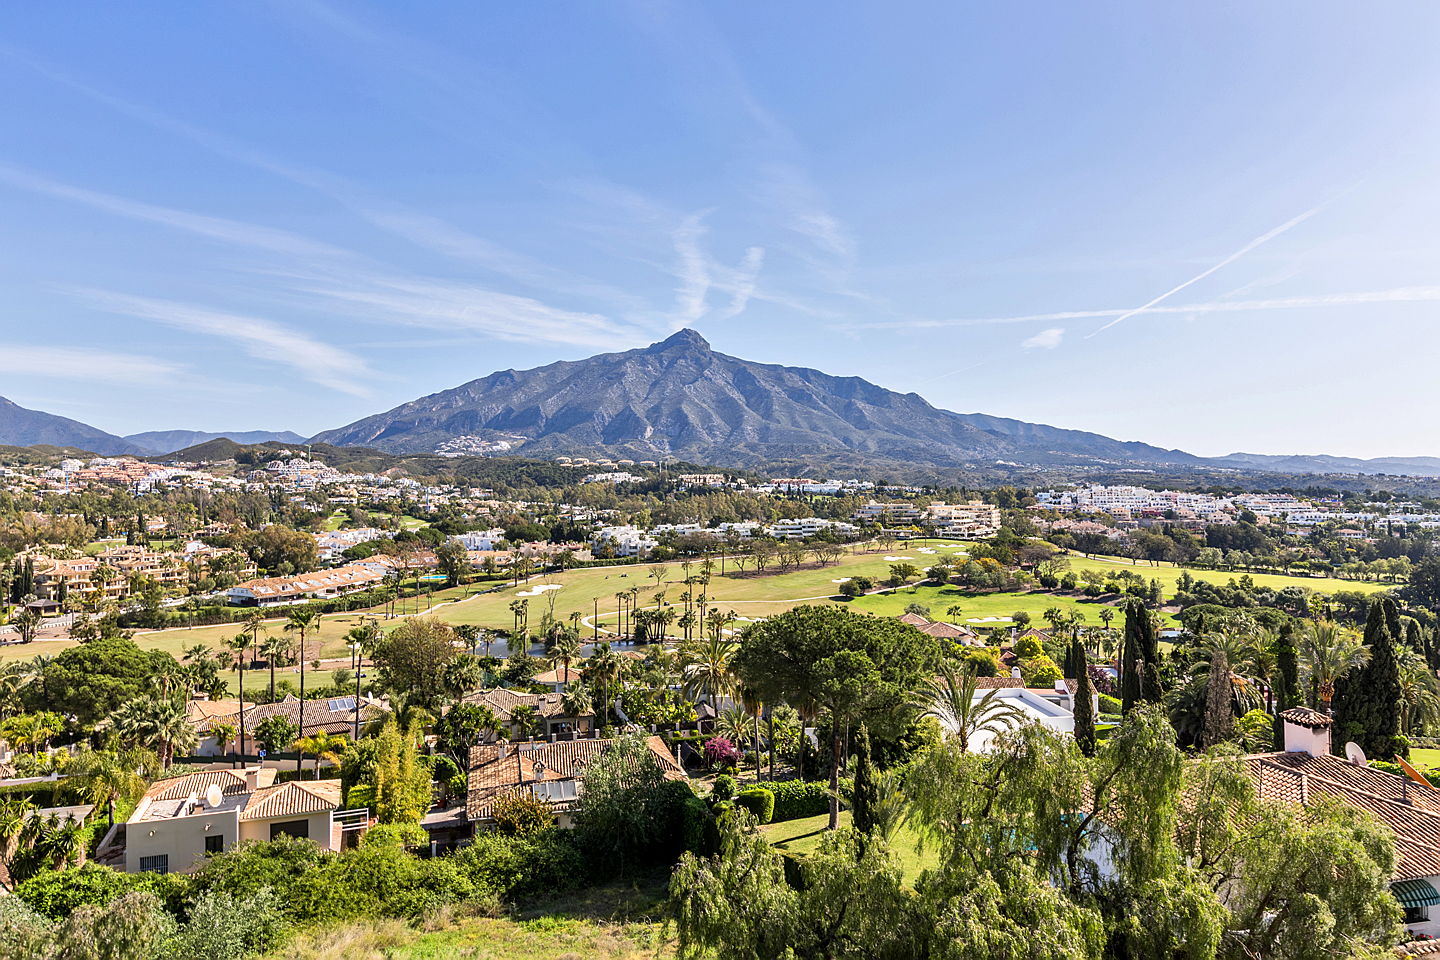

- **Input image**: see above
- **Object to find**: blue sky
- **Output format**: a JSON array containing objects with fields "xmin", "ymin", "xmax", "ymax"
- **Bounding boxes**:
[{"xmin": 3, "ymin": 2, "xmax": 1440, "ymax": 458}]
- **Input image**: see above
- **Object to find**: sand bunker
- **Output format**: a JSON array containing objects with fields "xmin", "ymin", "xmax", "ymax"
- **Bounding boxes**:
[
  {"xmin": 515, "ymin": 583, "xmax": 563, "ymax": 597},
  {"xmin": 966, "ymin": 616, "xmax": 1012, "ymax": 624},
  {"xmin": 883, "ymin": 556, "xmax": 915, "ymax": 561},
  {"xmin": 831, "ymin": 577, "xmax": 852, "ymax": 583}
]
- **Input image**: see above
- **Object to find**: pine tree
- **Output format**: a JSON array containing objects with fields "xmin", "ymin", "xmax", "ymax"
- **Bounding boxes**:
[
  {"xmin": 1331, "ymin": 597, "xmax": 1405, "ymax": 760},
  {"xmin": 1071, "ymin": 638, "xmax": 1096, "ymax": 757},
  {"xmin": 1200, "ymin": 648, "xmax": 1233, "ymax": 749}
]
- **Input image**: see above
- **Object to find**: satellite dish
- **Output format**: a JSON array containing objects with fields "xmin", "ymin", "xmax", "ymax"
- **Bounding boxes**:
[
  {"xmin": 1345, "ymin": 741, "xmax": 1368, "ymax": 766},
  {"xmin": 205, "ymin": 784, "xmax": 224, "ymax": 808}
]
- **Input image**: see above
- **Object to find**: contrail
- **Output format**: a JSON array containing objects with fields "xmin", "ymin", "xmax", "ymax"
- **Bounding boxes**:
[{"xmin": 1084, "ymin": 206, "xmax": 1321, "ymax": 338}]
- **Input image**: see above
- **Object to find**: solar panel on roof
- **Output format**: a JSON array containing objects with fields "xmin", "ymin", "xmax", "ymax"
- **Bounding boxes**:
[{"xmin": 327, "ymin": 697, "xmax": 356, "ymax": 712}]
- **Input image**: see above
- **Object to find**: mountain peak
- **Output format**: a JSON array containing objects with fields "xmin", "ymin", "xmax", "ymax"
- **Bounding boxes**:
[{"xmin": 648, "ymin": 328, "xmax": 710, "ymax": 352}]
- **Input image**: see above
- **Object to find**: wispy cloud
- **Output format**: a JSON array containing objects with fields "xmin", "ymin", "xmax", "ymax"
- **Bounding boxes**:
[
  {"xmin": 671, "ymin": 212, "xmax": 713, "ymax": 326},
  {"xmin": 850, "ymin": 285, "xmax": 1440, "ymax": 332},
  {"xmin": 0, "ymin": 164, "xmax": 350, "ymax": 261},
  {"xmin": 1085, "ymin": 206, "xmax": 1322, "ymax": 338},
  {"xmin": 271, "ymin": 268, "xmax": 649, "ymax": 350},
  {"xmin": 715, "ymin": 246, "xmax": 766, "ymax": 322},
  {"xmin": 73, "ymin": 290, "xmax": 373, "ymax": 396},
  {"xmin": 1021, "ymin": 327, "xmax": 1065, "ymax": 350},
  {"xmin": 1, "ymin": 346, "xmax": 184, "ymax": 385}
]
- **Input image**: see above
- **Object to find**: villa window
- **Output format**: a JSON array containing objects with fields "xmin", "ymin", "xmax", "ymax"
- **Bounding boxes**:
[
  {"xmin": 205, "ymin": 834, "xmax": 225, "ymax": 854},
  {"xmin": 270, "ymin": 819, "xmax": 310, "ymax": 840},
  {"xmin": 138, "ymin": 854, "xmax": 169, "ymax": 874}
]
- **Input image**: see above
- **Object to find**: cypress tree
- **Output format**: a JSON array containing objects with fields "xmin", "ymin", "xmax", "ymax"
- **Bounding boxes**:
[
  {"xmin": 1200, "ymin": 648, "xmax": 1234, "ymax": 749},
  {"xmin": 1120, "ymin": 601, "xmax": 1144, "ymax": 713},
  {"xmin": 1331, "ymin": 597, "xmax": 1405, "ymax": 759},
  {"xmin": 850, "ymin": 724, "xmax": 877, "ymax": 851},
  {"xmin": 1274, "ymin": 624, "xmax": 1301, "ymax": 750},
  {"xmin": 1071, "ymin": 638, "xmax": 1096, "ymax": 757}
]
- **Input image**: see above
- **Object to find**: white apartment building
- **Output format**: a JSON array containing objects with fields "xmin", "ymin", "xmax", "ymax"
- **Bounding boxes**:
[
  {"xmin": 591, "ymin": 525, "xmax": 658, "ymax": 557},
  {"xmin": 450, "ymin": 528, "xmax": 508, "ymax": 551},
  {"xmin": 765, "ymin": 518, "xmax": 860, "ymax": 540},
  {"xmin": 924, "ymin": 501, "xmax": 1001, "ymax": 537}
]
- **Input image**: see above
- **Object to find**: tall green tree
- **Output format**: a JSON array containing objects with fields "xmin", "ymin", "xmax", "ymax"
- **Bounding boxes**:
[
  {"xmin": 1331, "ymin": 597, "xmax": 1405, "ymax": 759},
  {"xmin": 735, "ymin": 605, "xmax": 939, "ymax": 829},
  {"xmin": 1071, "ymin": 638, "xmax": 1096, "ymax": 758},
  {"xmin": 850, "ymin": 724, "xmax": 877, "ymax": 849}
]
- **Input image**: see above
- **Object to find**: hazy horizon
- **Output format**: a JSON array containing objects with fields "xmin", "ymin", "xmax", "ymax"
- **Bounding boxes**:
[{"xmin": 4, "ymin": 3, "xmax": 1439, "ymax": 460}]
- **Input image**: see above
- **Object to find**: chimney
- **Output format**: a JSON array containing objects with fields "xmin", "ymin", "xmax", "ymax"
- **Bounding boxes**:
[
  {"xmin": 1010, "ymin": 667, "xmax": 1022, "ymax": 679},
  {"xmin": 1278, "ymin": 707, "xmax": 1333, "ymax": 757},
  {"xmin": 244, "ymin": 768, "xmax": 262, "ymax": 792},
  {"xmin": 496, "ymin": 740, "xmax": 509, "ymax": 760}
]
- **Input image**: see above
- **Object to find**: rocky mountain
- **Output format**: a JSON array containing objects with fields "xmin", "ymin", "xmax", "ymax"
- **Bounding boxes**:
[
  {"xmin": 124, "ymin": 429, "xmax": 306, "ymax": 455},
  {"xmin": 311, "ymin": 329, "xmax": 1200, "ymax": 470},
  {"xmin": 0, "ymin": 396, "xmax": 144, "ymax": 455}
]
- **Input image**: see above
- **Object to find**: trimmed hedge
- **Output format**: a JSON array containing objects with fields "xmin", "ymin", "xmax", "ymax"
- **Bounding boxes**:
[
  {"xmin": 736, "ymin": 787, "xmax": 775, "ymax": 824},
  {"xmin": 752, "ymin": 780, "xmax": 832, "ymax": 822}
]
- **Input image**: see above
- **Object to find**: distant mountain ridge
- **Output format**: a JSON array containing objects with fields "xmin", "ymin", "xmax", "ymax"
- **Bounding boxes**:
[
  {"xmin": 1210, "ymin": 452, "xmax": 1440, "ymax": 478},
  {"xmin": 310, "ymin": 329, "xmax": 1201, "ymax": 470},
  {"xmin": 0, "ymin": 396, "xmax": 143, "ymax": 455},
  {"xmin": 124, "ymin": 429, "xmax": 306, "ymax": 455}
]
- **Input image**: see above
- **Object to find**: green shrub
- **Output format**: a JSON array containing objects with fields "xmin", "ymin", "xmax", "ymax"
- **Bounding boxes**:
[
  {"xmin": 710, "ymin": 773, "xmax": 737, "ymax": 802},
  {"xmin": 1013, "ymin": 636, "xmax": 1044, "ymax": 659},
  {"xmin": 453, "ymin": 829, "xmax": 586, "ymax": 900},
  {"xmin": 681, "ymin": 795, "xmax": 719, "ymax": 855},
  {"xmin": 1098, "ymin": 693, "xmax": 1122, "ymax": 715},
  {"xmin": 752, "ymin": 780, "xmax": 831, "ymax": 821},
  {"xmin": 14, "ymin": 864, "xmax": 190, "ymax": 920},
  {"xmin": 735, "ymin": 787, "xmax": 775, "ymax": 824}
]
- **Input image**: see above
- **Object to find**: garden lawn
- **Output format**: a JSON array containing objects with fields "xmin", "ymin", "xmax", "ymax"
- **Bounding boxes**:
[
  {"xmin": 850, "ymin": 583, "xmax": 1175, "ymax": 627},
  {"xmin": 762, "ymin": 811, "xmax": 938, "ymax": 883},
  {"xmin": 1064, "ymin": 553, "xmax": 1397, "ymax": 596}
]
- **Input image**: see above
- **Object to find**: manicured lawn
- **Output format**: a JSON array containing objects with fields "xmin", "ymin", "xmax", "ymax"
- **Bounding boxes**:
[
  {"xmin": 1410, "ymin": 748, "xmax": 1440, "ymax": 770},
  {"xmin": 851, "ymin": 582, "xmax": 1172, "ymax": 627},
  {"xmin": 761, "ymin": 810, "xmax": 938, "ymax": 882},
  {"xmin": 1064, "ymin": 552, "xmax": 1396, "ymax": 596},
  {"xmin": 443, "ymin": 541, "xmax": 978, "ymax": 634}
]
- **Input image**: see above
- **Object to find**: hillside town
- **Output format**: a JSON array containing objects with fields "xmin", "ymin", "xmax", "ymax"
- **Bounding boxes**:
[{"xmin": 1, "ymin": 440, "xmax": 1440, "ymax": 958}]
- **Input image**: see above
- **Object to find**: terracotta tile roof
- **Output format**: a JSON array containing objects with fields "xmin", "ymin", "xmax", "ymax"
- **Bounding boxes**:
[
  {"xmin": 144, "ymin": 768, "xmax": 276, "ymax": 802},
  {"xmin": 466, "ymin": 735, "xmax": 684, "ymax": 820},
  {"xmin": 1242, "ymin": 751, "xmax": 1440, "ymax": 880},
  {"xmin": 898, "ymin": 612, "xmax": 931, "ymax": 627},
  {"xmin": 1277, "ymin": 706, "xmax": 1332, "ymax": 729},
  {"xmin": 186, "ymin": 699, "xmax": 244, "ymax": 730},
  {"xmin": 466, "ymin": 687, "xmax": 593, "ymax": 721},
  {"xmin": 241, "ymin": 780, "xmax": 343, "ymax": 821},
  {"xmin": 969, "ymin": 677, "xmax": 1080, "ymax": 694},
  {"xmin": 226, "ymin": 695, "xmax": 387, "ymax": 735}
]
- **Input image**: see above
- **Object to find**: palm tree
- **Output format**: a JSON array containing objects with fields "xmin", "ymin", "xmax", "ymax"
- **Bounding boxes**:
[
  {"xmin": 1299, "ymin": 620, "xmax": 1369, "ymax": 711},
  {"xmin": 293, "ymin": 730, "xmax": 348, "ymax": 779},
  {"xmin": 223, "ymin": 633, "xmax": 249, "ymax": 756},
  {"xmin": 241, "ymin": 610, "xmax": 267, "ymax": 662},
  {"xmin": 284, "ymin": 607, "xmax": 321, "ymax": 770},
  {"xmin": 584, "ymin": 643, "xmax": 626, "ymax": 724},
  {"xmin": 913, "ymin": 661, "xmax": 1024, "ymax": 753},
  {"xmin": 547, "ymin": 632, "xmax": 584, "ymax": 686},
  {"xmin": 560, "ymin": 682, "xmax": 592, "ymax": 724},
  {"xmin": 1397, "ymin": 648, "xmax": 1440, "ymax": 736},
  {"xmin": 70, "ymin": 748, "xmax": 149, "ymax": 829},
  {"xmin": 680, "ymin": 634, "xmax": 737, "ymax": 708},
  {"xmin": 0, "ymin": 796, "xmax": 32, "ymax": 873},
  {"xmin": 260, "ymin": 635, "xmax": 289, "ymax": 700},
  {"xmin": 111, "ymin": 695, "xmax": 197, "ymax": 768}
]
